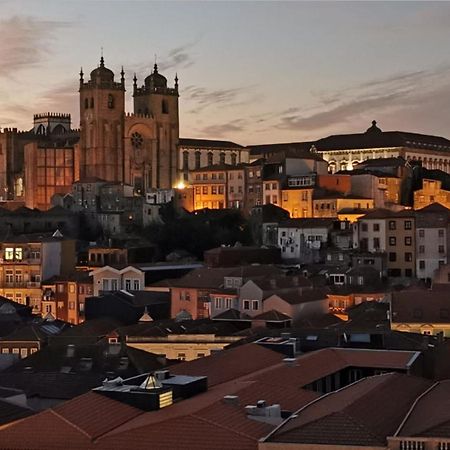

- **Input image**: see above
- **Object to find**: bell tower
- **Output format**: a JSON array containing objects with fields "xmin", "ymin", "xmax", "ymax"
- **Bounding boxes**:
[
  {"xmin": 79, "ymin": 57, "xmax": 125, "ymax": 182},
  {"xmin": 133, "ymin": 64, "xmax": 179, "ymax": 189}
]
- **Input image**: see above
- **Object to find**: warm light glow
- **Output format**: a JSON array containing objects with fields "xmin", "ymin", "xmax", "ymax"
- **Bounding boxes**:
[{"xmin": 174, "ymin": 181, "xmax": 186, "ymax": 190}]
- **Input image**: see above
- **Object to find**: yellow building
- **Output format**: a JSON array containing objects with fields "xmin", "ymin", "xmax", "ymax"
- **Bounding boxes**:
[
  {"xmin": 0, "ymin": 233, "xmax": 76, "ymax": 313},
  {"xmin": 126, "ymin": 333, "xmax": 242, "ymax": 361},
  {"xmin": 414, "ymin": 178, "xmax": 450, "ymax": 210},
  {"xmin": 313, "ymin": 193, "xmax": 374, "ymax": 218},
  {"xmin": 190, "ymin": 165, "xmax": 227, "ymax": 210},
  {"xmin": 281, "ymin": 188, "xmax": 314, "ymax": 218}
]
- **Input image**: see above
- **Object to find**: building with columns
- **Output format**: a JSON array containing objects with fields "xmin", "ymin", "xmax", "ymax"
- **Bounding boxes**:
[{"xmin": 315, "ymin": 121, "xmax": 450, "ymax": 173}]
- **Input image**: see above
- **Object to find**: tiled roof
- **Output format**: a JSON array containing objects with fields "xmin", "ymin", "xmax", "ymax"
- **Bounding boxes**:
[
  {"xmin": 0, "ymin": 398, "xmax": 34, "ymax": 426},
  {"xmin": 266, "ymin": 287, "xmax": 329, "ymax": 305},
  {"xmin": 170, "ymin": 343, "xmax": 283, "ymax": 387},
  {"xmin": 252, "ymin": 310, "xmax": 292, "ymax": 321},
  {"xmin": 391, "ymin": 289, "xmax": 450, "ymax": 324},
  {"xmin": 250, "ymin": 275, "xmax": 312, "ymax": 292},
  {"xmin": 265, "ymin": 373, "xmax": 433, "ymax": 446},
  {"xmin": 179, "ymin": 138, "xmax": 244, "ymax": 149}
]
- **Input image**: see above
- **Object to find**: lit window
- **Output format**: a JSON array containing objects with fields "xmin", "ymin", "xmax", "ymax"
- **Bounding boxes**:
[
  {"xmin": 4, "ymin": 248, "xmax": 14, "ymax": 260},
  {"xmin": 14, "ymin": 248, "xmax": 22, "ymax": 261}
]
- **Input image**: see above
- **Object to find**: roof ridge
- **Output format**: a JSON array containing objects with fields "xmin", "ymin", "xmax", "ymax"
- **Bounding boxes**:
[{"xmin": 49, "ymin": 409, "xmax": 93, "ymax": 440}]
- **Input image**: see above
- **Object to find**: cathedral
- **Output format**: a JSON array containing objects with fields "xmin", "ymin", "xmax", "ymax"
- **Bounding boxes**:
[
  {"xmin": 0, "ymin": 57, "xmax": 180, "ymax": 210},
  {"xmin": 79, "ymin": 57, "xmax": 179, "ymax": 192}
]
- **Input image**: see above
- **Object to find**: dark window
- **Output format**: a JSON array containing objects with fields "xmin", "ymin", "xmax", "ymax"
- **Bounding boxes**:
[
  {"xmin": 84, "ymin": 98, "xmax": 89, "ymax": 109},
  {"xmin": 207, "ymin": 152, "xmax": 213, "ymax": 166},
  {"xmin": 439, "ymin": 245, "xmax": 445, "ymax": 254},
  {"xmin": 373, "ymin": 223, "xmax": 380, "ymax": 232},
  {"xmin": 405, "ymin": 252, "xmax": 413, "ymax": 262},
  {"xmin": 373, "ymin": 238, "xmax": 380, "ymax": 249},
  {"xmin": 389, "ymin": 237, "xmax": 396, "ymax": 246},
  {"xmin": 389, "ymin": 252, "xmax": 397, "ymax": 262},
  {"xmin": 388, "ymin": 221, "xmax": 396, "ymax": 230},
  {"xmin": 162, "ymin": 100, "xmax": 169, "ymax": 114},
  {"xmin": 419, "ymin": 260, "xmax": 425, "ymax": 270},
  {"xmin": 90, "ymin": 98, "xmax": 94, "ymax": 108},
  {"xmin": 439, "ymin": 229, "xmax": 445, "ymax": 238},
  {"xmin": 361, "ymin": 223, "xmax": 368, "ymax": 232},
  {"xmin": 405, "ymin": 236, "xmax": 412, "ymax": 246},
  {"xmin": 243, "ymin": 300, "xmax": 250, "ymax": 310},
  {"xmin": 195, "ymin": 151, "xmax": 201, "ymax": 169},
  {"xmin": 108, "ymin": 94, "xmax": 114, "ymax": 109},
  {"xmin": 220, "ymin": 152, "xmax": 226, "ymax": 164},
  {"xmin": 419, "ymin": 229, "xmax": 425, "ymax": 237},
  {"xmin": 405, "ymin": 268, "xmax": 413, "ymax": 277},
  {"xmin": 183, "ymin": 151, "xmax": 189, "ymax": 170},
  {"xmin": 231, "ymin": 153, "xmax": 237, "ymax": 165},
  {"xmin": 404, "ymin": 220, "xmax": 412, "ymax": 230}
]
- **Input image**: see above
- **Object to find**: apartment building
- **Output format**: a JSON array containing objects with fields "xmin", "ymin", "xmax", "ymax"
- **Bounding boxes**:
[
  {"xmin": 0, "ymin": 232, "xmax": 76, "ymax": 312},
  {"xmin": 89, "ymin": 265, "xmax": 145, "ymax": 296},
  {"xmin": 415, "ymin": 203, "xmax": 450, "ymax": 281},
  {"xmin": 190, "ymin": 164, "xmax": 228, "ymax": 210},
  {"xmin": 313, "ymin": 191, "xmax": 374, "ymax": 218},
  {"xmin": 414, "ymin": 178, "xmax": 450, "ymax": 210},
  {"xmin": 354, "ymin": 209, "xmax": 416, "ymax": 277},
  {"xmin": 41, "ymin": 271, "xmax": 93, "ymax": 324}
]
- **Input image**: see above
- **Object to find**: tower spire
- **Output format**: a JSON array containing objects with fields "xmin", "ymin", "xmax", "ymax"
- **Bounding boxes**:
[
  {"xmin": 120, "ymin": 66, "xmax": 125, "ymax": 86},
  {"xmin": 100, "ymin": 47, "xmax": 104, "ymax": 67},
  {"xmin": 153, "ymin": 54, "xmax": 158, "ymax": 73},
  {"xmin": 79, "ymin": 67, "xmax": 84, "ymax": 85},
  {"xmin": 174, "ymin": 73, "xmax": 178, "ymax": 90}
]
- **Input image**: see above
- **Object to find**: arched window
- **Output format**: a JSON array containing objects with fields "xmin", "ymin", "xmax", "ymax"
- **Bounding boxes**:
[
  {"xmin": 183, "ymin": 151, "xmax": 189, "ymax": 170},
  {"xmin": 36, "ymin": 124, "xmax": 46, "ymax": 135},
  {"xmin": 108, "ymin": 94, "xmax": 114, "ymax": 109},
  {"xmin": 231, "ymin": 153, "xmax": 237, "ymax": 165},
  {"xmin": 90, "ymin": 98, "xmax": 94, "ymax": 108},
  {"xmin": 195, "ymin": 151, "xmax": 201, "ymax": 169},
  {"xmin": 328, "ymin": 161, "xmax": 336, "ymax": 174},
  {"xmin": 207, "ymin": 152, "xmax": 213, "ymax": 166},
  {"xmin": 352, "ymin": 160, "xmax": 359, "ymax": 168},
  {"xmin": 53, "ymin": 124, "xmax": 66, "ymax": 134},
  {"xmin": 220, "ymin": 152, "xmax": 226, "ymax": 164},
  {"xmin": 84, "ymin": 98, "xmax": 89, "ymax": 109},
  {"xmin": 162, "ymin": 100, "xmax": 168, "ymax": 114},
  {"xmin": 340, "ymin": 161, "xmax": 348, "ymax": 171}
]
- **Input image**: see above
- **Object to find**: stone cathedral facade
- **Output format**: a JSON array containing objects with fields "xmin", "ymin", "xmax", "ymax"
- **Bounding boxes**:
[{"xmin": 79, "ymin": 57, "xmax": 179, "ymax": 192}]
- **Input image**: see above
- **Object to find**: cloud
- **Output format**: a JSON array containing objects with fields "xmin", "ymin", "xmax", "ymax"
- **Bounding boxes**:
[
  {"xmin": 276, "ymin": 65, "xmax": 450, "ymax": 133},
  {"xmin": 0, "ymin": 16, "xmax": 70, "ymax": 78},
  {"xmin": 197, "ymin": 119, "xmax": 247, "ymax": 138}
]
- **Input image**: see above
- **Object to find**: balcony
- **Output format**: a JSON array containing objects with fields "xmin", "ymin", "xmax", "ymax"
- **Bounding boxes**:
[{"xmin": 1, "ymin": 281, "xmax": 41, "ymax": 289}]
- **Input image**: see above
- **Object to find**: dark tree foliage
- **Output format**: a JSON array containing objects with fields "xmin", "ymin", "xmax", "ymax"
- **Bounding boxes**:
[{"xmin": 143, "ymin": 205, "xmax": 253, "ymax": 260}]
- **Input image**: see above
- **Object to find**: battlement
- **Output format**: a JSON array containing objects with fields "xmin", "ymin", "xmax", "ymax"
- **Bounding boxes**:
[
  {"xmin": 34, "ymin": 112, "xmax": 71, "ymax": 120},
  {"xmin": 80, "ymin": 80, "xmax": 125, "ymax": 91},
  {"xmin": 125, "ymin": 112, "xmax": 154, "ymax": 119},
  {"xmin": 134, "ymin": 86, "xmax": 178, "ymax": 97}
]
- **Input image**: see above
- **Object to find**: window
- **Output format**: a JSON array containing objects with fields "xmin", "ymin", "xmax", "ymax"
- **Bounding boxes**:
[
  {"xmin": 389, "ymin": 252, "xmax": 397, "ymax": 262},
  {"xmin": 439, "ymin": 245, "xmax": 445, "ymax": 254},
  {"xmin": 162, "ymin": 99, "xmax": 168, "ymax": 114},
  {"xmin": 389, "ymin": 237, "xmax": 396, "ymax": 246},
  {"xmin": 404, "ymin": 220, "xmax": 412, "ymax": 230},
  {"xmin": 361, "ymin": 223, "xmax": 368, "ymax": 232},
  {"xmin": 373, "ymin": 223, "xmax": 380, "ymax": 232},
  {"xmin": 405, "ymin": 252, "xmax": 413, "ymax": 262},
  {"xmin": 14, "ymin": 248, "xmax": 22, "ymax": 261},
  {"xmin": 439, "ymin": 229, "xmax": 445, "ymax": 238},
  {"xmin": 5, "ymin": 270, "xmax": 13, "ymax": 283},
  {"xmin": 182, "ymin": 151, "xmax": 189, "ymax": 170},
  {"xmin": 388, "ymin": 221, "xmax": 396, "ymax": 230},
  {"xmin": 252, "ymin": 300, "xmax": 259, "ymax": 310},
  {"xmin": 90, "ymin": 98, "xmax": 94, "ymax": 108},
  {"xmin": 195, "ymin": 187, "xmax": 200, "ymax": 195},
  {"xmin": 125, "ymin": 279, "xmax": 131, "ymax": 291},
  {"xmin": 243, "ymin": 300, "xmax": 250, "ymax": 310},
  {"xmin": 133, "ymin": 280, "xmax": 140, "ymax": 290},
  {"xmin": 373, "ymin": 238, "xmax": 380, "ymax": 249},
  {"xmin": 207, "ymin": 152, "xmax": 213, "ymax": 166},
  {"xmin": 202, "ymin": 186, "xmax": 208, "ymax": 195},
  {"xmin": 212, "ymin": 186, "xmax": 217, "ymax": 195},
  {"xmin": 419, "ymin": 260, "xmax": 425, "ymax": 270},
  {"xmin": 405, "ymin": 268, "xmax": 413, "ymax": 277},
  {"xmin": 231, "ymin": 153, "xmax": 237, "ymax": 165},
  {"xmin": 419, "ymin": 245, "xmax": 425, "ymax": 254},
  {"xmin": 195, "ymin": 151, "xmax": 201, "ymax": 169},
  {"xmin": 219, "ymin": 152, "xmax": 226, "ymax": 164},
  {"xmin": 69, "ymin": 302, "xmax": 75, "ymax": 310},
  {"xmin": 419, "ymin": 229, "xmax": 425, "ymax": 238},
  {"xmin": 107, "ymin": 94, "xmax": 114, "ymax": 109},
  {"xmin": 4, "ymin": 248, "xmax": 14, "ymax": 260},
  {"xmin": 405, "ymin": 236, "xmax": 412, "ymax": 246},
  {"xmin": 177, "ymin": 353, "xmax": 186, "ymax": 361}
]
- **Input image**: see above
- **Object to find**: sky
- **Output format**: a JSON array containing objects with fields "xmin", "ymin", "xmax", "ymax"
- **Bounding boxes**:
[{"xmin": 1, "ymin": 1, "xmax": 450, "ymax": 145}]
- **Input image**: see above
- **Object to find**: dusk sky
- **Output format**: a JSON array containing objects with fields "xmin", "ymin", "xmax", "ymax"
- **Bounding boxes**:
[{"xmin": 1, "ymin": 1, "xmax": 450, "ymax": 145}]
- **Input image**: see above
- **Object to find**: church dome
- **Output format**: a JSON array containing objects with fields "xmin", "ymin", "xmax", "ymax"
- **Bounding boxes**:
[
  {"xmin": 144, "ymin": 63, "xmax": 167, "ymax": 88},
  {"xmin": 90, "ymin": 57, "xmax": 114, "ymax": 83}
]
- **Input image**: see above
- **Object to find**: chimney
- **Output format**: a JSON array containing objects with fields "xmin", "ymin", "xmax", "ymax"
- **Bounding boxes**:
[
  {"xmin": 66, "ymin": 344, "xmax": 75, "ymax": 358},
  {"xmin": 283, "ymin": 357, "xmax": 297, "ymax": 367},
  {"xmin": 245, "ymin": 401, "xmax": 282, "ymax": 424},
  {"xmin": 222, "ymin": 395, "xmax": 239, "ymax": 406}
]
